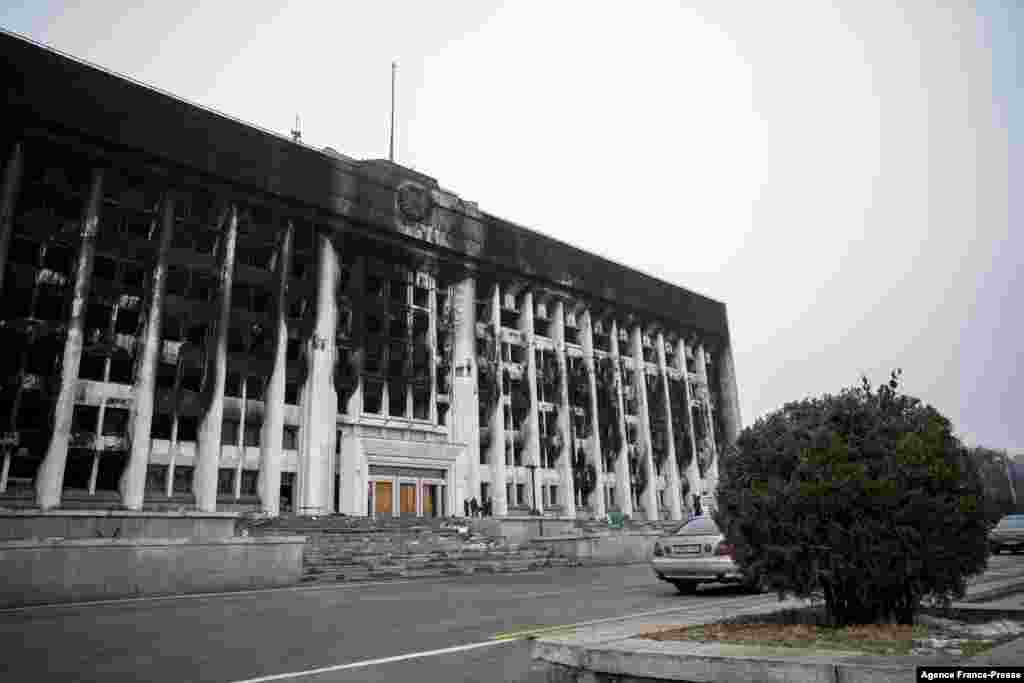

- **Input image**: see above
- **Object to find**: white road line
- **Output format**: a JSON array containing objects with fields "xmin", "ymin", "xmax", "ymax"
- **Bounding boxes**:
[
  {"xmin": 226, "ymin": 600, "xmax": 765, "ymax": 683},
  {"xmin": 227, "ymin": 639, "xmax": 514, "ymax": 683},
  {"xmin": 492, "ymin": 594, "xmax": 784, "ymax": 640}
]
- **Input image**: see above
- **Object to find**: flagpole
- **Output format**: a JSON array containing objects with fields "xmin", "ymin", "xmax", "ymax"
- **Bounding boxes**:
[{"xmin": 389, "ymin": 61, "xmax": 396, "ymax": 162}]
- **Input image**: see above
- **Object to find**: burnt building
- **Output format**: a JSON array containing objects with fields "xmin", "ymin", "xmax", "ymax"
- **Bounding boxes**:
[{"xmin": 0, "ymin": 30, "xmax": 740, "ymax": 520}]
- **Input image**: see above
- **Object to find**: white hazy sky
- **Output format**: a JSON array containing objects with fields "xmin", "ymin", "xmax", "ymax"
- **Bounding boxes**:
[{"xmin": 3, "ymin": 1, "xmax": 1020, "ymax": 452}]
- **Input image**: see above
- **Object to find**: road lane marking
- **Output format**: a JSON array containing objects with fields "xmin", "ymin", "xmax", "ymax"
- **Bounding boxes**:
[
  {"xmin": 491, "ymin": 595, "xmax": 782, "ymax": 640},
  {"xmin": 227, "ymin": 639, "xmax": 515, "ymax": 682},
  {"xmin": 227, "ymin": 599, "xmax": 780, "ymax": 682}
]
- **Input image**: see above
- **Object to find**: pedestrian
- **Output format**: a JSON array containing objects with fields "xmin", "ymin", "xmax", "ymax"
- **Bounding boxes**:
[
  {"xmin": 470, "ymin": 497, "xmax": 479, "ymax": 517},
  {"xmin": 483, "ymin": 498, "xmax": 490, "ymax": 517},
  {"xmin": 463, "ymin": 499, "xmax": 470, "ymax": 518}
]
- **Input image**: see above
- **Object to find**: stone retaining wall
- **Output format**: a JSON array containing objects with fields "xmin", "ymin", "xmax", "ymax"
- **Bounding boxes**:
[
  {"xmin": 0, "ymin": 535, "xmax": 305, "ymax": 607},
  {"xmin": 0, "ymin": 510, "xmax": 240, "ymax": 541},
  {"xmin": 529, "ymin": 531, "xmax": 663, "ymax": 565}
]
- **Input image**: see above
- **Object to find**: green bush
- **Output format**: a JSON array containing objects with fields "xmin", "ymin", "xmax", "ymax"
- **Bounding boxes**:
[{"xmin": 715, "ymin": 371, "xmax": 990, "ymax": 626}]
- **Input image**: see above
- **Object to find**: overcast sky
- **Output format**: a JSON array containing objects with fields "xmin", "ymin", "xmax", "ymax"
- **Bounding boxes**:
[{"xmin": 3, "ymin": 1, "xmax": 1020, "ymax": 453}]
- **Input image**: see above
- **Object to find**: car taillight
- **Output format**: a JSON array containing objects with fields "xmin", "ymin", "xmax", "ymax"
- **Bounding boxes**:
[
  {"xmin": 714, "ymin": 542, "xmax": 733, "ymax": 557},
  {"xmin": 653, "ymin": 542, "xmax": 664, "ymax": 557}
]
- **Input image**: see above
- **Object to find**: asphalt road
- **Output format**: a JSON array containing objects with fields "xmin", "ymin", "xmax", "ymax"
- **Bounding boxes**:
[{"xmin": 3, "ymin": 555, "xmax": 1023, "ymax": 683}]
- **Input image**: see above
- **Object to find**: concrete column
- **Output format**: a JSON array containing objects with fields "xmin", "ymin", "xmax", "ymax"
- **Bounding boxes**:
[
  {"xmin": 233, "ymin": 375, "xmax": 248, "ymax": 499},
  {"xmin": 677, "ymin": 339, "xmax": 701, "ymax": 512},
  {"xmin": 695, "ymin": 342, "xmax": 718, "ymax": 503},
  {"xmin": 579, "ymin": 310, "xmax": 605, "ymax": 518},
  {"xmin": 552, "ymin": 301, "xmax": 575, "ymax": 519},
  {"xmin": 608, "ymin": 321, "xmax": 632, "ymax": 516},
  {"xmin": 338, "ymin": 254, "xmax": 366, "ymax": 517},
  {"xmin": 0, "ymin": 142, "xmax": 24, "ymax": 298},
  {"xmin": 487, "ymin": 282, "xmax": 507, "ymax": 515},
  {"xmin": 35, "ymin": 168, "xmax": 104, "ymax": 510},
  {"xmin": 656, "ymin": 333, "xmax": 683, "ymax": 520},
  {"xmin": 0, "ymin": 451, "xmax": 9, "ymax": 492},
  {"xmin": 120, "ymin": 196, "xmax": 176, "ymax": 510},
  {"xmin": 428, "ymin": 277, "xmax": 438, "ymax": 424},
  {"xmin": 716, "ymin": 340, "xmax": 742, "ymax": 447},
  {"xmin": 521, "ymin": 290, "xmax": 543, "ymax": 513},
  {"xmin": 451, "ymin": 274, "xmax": 478, "ymax": 514},
  {"xmin": 631, "ymin": 326, "xmax": 659, "ymax": 521},
  {"xmin": 165, "ymin": 359, "xmax": 183, "ymax": 499},
  {"xmin": 193, "ymin": 204, "xmax": 238, "ymax": 512},
  {"xmin": 297, "ymin": 230, "xmax": 339, "ymax": 516},
  {"xmin": 257, "ymin": 221, "xmax": 293, "ymax": 516}
]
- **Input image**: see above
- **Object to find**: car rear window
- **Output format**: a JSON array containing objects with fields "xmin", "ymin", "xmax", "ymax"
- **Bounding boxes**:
[{"xmin": 677, "ymin": 516, "xmax": 719, "ymax": 535}]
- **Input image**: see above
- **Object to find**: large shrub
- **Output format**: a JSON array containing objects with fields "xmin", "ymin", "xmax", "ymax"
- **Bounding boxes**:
[{"xmin": 715, "ymin": 371, "xmax": 990, "ymax": 626}]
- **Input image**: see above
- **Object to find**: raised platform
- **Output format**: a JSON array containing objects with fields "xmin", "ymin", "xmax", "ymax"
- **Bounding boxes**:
[
  {"xmin": 0, "ymin": 535, "xmax": 305, "ymax": 607},
  {"xmin": 0, "ymin": 509, "xmax": 239, "ymax": 541}
]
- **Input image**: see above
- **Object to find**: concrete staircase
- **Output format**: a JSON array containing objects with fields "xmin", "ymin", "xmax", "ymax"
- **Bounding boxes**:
[{"xmin": 241, "ymin": 515, "xmax": 581, "ymax": 584}]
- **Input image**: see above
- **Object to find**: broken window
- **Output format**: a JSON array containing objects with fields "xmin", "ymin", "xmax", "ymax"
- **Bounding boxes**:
[
  {"xmin": 150, "ymin": 413, "xmax": 173, "ymax": 440},
  {"xmin": 217, "ymin": 468, "xmax": 234, "ymax": 495},
  {"xmin": 108, "ymin": 355, "xmax": 134, "ymax": 384},
  {"xmin": 388, "ymin": 379, "xmax": 407, "ymax": 417},
  {"xmin": 101, "ymin": 407, "xmax": 129, "ymax": 436},
  {"xmin": 282, "ymin": 425, "xmax": 298, "ymax": 450},
  {"xmin": 363, "ymin": 379, "xmax": 383, "ymax": 414},
  {"xmin": 72, "ymin": 405, "xmax": 99, "ymax": 434},
  {"xmin": 79, "ymin": 354, "xmax": 106, "ymax": 381},
  {"xmin": 413, "ymin": 385, "xmax": 430, "ymax": 420},
  {"xmin": 221, "ymin": 420, "xmax": 239, "ymax": 445}
]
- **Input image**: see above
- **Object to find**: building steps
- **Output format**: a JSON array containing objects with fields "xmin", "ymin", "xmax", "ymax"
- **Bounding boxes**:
[{"xmin": 242, "ymin": 514, "xmax": 580, "ymax": 584}]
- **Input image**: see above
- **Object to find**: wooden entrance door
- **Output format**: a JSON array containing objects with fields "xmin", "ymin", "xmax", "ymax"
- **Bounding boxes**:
[
  {"xmin": 423, "ymin": 485, "xmax": 435, "ymax": 517},
  {"xmin": 375, "ymin": 481, "xmax": 393, "ymax": 516},
  {"xmin": 400, "ymin": 483, "xmax": 417, "ymax": 516}
]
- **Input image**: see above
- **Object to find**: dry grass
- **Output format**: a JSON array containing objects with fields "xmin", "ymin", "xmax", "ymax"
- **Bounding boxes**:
[{"xmin": 638, "ymin": 621, "xmax": 926, "ymax": 656}]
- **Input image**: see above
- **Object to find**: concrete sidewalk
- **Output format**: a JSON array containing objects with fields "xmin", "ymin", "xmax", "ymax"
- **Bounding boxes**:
[{"xmin": 532, "ymin": 568, "xmax": 1024, "ymax": 683}]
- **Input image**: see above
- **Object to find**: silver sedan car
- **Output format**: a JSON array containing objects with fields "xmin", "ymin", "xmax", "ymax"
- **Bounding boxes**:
[{"xmin": 650, "ymin": 515, "xmax": 763, "ymax": 594}]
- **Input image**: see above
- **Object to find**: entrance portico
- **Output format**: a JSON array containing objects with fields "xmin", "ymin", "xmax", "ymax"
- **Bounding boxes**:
[{"xmin": 367, "ymin": 464, "xmax": 449, "ymax": 519}]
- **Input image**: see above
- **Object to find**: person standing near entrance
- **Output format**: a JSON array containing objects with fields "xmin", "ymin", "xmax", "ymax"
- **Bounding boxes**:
[
  {"xmin": 470, "ymin": 497, "xmax": 479, "ymax": 517},
  {"xmin": 464, "ymin": 498, "xmax": 470, "ymax": 518}
]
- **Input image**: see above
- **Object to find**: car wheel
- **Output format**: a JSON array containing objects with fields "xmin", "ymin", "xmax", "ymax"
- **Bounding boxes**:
[
  {"xmin": 992, "ymin": 545, "xmax": 1002, "ymax": 555},
  {"xmin": 672, "ymin": 580, "xmax": 698, "ymax": 594},
  {"xmin": 744, "ymin": 575, "xmax": 769, "ymax": 594}
]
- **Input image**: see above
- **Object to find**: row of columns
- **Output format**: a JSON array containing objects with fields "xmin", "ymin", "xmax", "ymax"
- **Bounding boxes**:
[
  {"xmin": 445, "ymin": 269, "xmax": 740, "ymax": 521},
  {"xmin": 0, "ymin": 145, "xmax": 342, "ymax": 513}
]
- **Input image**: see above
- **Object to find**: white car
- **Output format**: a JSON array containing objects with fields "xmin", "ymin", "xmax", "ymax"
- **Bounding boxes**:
[{"xmin": 650, "ymin": 516, "xmax": 763, "ymax": 594}]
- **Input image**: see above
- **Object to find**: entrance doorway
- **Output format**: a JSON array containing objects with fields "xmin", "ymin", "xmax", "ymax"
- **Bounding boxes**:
[
  {"xmin": 280, "ymin": 472, "xmax": 295, "ymax": 514},
  {"xmin": 423, "ymin": 484, "xmax": 436, "ymax": 517},
  {"xmin": 375, "ymin": 481, "xmax": 393, "ymax": 516},
  {"xmin": 399, "ymin": 482, "xmax": 417, "ymax": 516}
]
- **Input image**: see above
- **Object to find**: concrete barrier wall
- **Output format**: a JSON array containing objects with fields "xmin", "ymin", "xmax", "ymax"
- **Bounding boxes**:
[
  {"xmin": 0, "ymin": 510, "xmax": 239, "ymax": 541},
  {"xmin": 473, "ymin": 517, "xmax": 578, "ymax": 545},
  {"xmin": 0, "ymin": 536, "xmax": 305, "ymax": 607},
  {"xmin": 531, "ymin": 531, "xmax": 663, "ymax": 565}
]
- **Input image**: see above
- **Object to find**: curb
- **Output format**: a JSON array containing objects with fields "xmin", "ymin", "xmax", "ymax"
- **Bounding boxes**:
[
  {"xmin": 960, "ymin": 580, "xmax": 1024, "ymax": 604},
  {"xmin": 532, "ymin": 576, "xmax": 1024, "ymax": 683}
]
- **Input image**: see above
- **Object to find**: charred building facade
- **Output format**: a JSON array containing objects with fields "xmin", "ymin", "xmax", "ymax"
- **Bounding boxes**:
[{"xmin": 0, "ymin": 31, "xmax": 740, "ymax": 520}]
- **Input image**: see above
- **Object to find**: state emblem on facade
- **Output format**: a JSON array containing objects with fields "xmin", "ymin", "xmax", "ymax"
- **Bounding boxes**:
[{"xmin": 397, "ymin": 183, "xmax": 432, "ymax": 224}]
